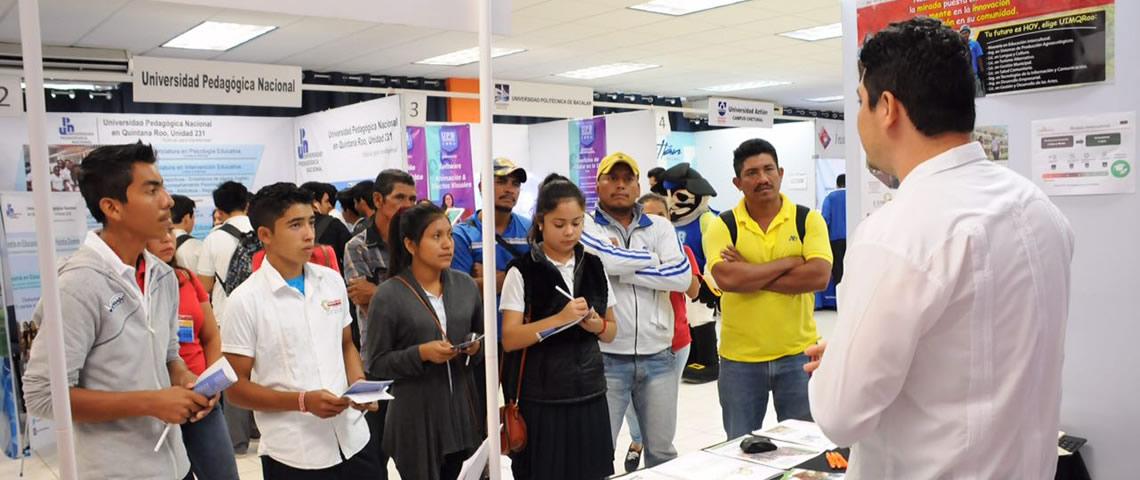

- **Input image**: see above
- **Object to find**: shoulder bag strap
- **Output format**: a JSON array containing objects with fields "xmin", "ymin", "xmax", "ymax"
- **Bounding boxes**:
[{"xmin": 393, "ymin": 276, "xmax": 447, "ymax": 340}]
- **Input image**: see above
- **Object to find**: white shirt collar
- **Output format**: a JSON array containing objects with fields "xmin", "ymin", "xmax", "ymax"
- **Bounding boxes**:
[
  {"xmin": 259, "ymin": 256, "xmax": 323, "ymax": 294},
  {"xmin": 172, "ymin": 228, "xmax": 189, "ymax": 236},
  {"xmin": 83, "ymin": 230, "xmax": 138, "ymax": 279},
  {"xmin": 899, "ymin": 142, "xmax": 988, "ymax": 193}
]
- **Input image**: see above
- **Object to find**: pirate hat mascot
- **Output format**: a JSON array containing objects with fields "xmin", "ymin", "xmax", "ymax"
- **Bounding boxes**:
[{"xmin": 659, "ymin": 163, "xmax": 721, "ymax": 384}]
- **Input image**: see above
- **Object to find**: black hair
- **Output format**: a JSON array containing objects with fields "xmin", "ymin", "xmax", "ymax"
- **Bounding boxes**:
[
  {"xmin": 732, "ymin": 138, "xmax": 780, "ymax": 177},
  {"xmin": 213, "ymin": 181, "xmax": 251, "ymax": 214},
  {"xmin": 859, "ymin": 16, "xmax": 975, "ymax": 135},
  {"xmin": 171, "ymin": 194, "xmax": 196, "ymax": 224},
  {"xmin": 77, "ymin": 142, "xmax": 158, "ymax": 224},
  {"xmin": 248, "ymin": 182, "xmax": 314, "ymax": 233},
  {"xmin": 374, "ymin": 169, "xmax": 415, "ymax": 197},
  {"xmin": 538, "ymin": 173, "xmax": 571, "ymax": 191},
  {"xmin": 648, "ymin": 167, "xmax": 666, "ymax": 180},
  {"xmin": 837, "ymin": 174, "xmax": 846, "ymax": 188},
  {"xmin": 353, "ymin": 180, "xmax": 376, "ymax": 209},
  {"xmin": 529, "ymin": 180, "xmax": 586, "ymax": 244},
  {"xmin": 300, "ymin": 181, "xmax": 335, "ymax": 204},
  {"xmin": 336, "ymin": 189, "xmax": 358, "ymax": 216},
  {"xmin": 387, "ymin": 203, "xmax": 448, "ymax": 278},
  {"xmin": 637, "ymin": 192, "xmax": 668, "ymax": 210}
]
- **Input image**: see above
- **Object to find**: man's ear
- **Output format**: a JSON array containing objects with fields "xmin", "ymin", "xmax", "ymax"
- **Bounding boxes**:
[
  {"xmin": 99, "ymin": 198, "xmax": 124, "ymax": 224},
  {"xmin": 257, "ymin": 225, "xmax": 273, "ymax": 245}
]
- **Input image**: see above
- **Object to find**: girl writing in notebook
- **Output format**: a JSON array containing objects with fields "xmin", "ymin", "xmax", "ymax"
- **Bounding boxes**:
[
  {"xmin": 500, "ymin": 177, "xmax": 618, "ymax": 480},
  {"xmin": 366, "ymin": 203, "xmax": 484, "ymax": 480}
]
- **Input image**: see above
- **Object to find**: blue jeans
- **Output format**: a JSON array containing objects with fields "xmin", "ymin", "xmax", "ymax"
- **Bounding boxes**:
[
  {"xmin": 182, "ymin": 404, "xmax": 240, "ymax": 480},
  {"xmin": 625, "ymin": 344, "xmax": 689, "ymax": 445},
  {"xmin": 604, "ymin": 349, "xmax": 678, "ymax": 468},
  {"xmin": 718, "ymin": 354, "xmax": 813, "ymax": 440}
]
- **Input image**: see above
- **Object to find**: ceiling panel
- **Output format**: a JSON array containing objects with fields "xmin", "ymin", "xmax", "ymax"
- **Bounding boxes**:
[
  {"xmin": 32, "ymin": 0, "xmax": 133, "ymax": 46},
  {"xmin": 214, "ymin": 17, "xmax": 375, "ymax": 64},
  {"xmin": 281, "ymin": 24, "xmax": 445, "ymax": 71},
  {"xmin": 573, "ymin": 8, "xmax": 670, "ymax": 29},
  {"xmin": 0, "ymin": 3, "xmax": 18, "ymax": 44},
  {"xmin": 513, "ymin": 1, "xmax": 612, "ymax": 22},
  {"xmin": 77, "ymin": 1, "xmax": 220, "ymax": 53}
]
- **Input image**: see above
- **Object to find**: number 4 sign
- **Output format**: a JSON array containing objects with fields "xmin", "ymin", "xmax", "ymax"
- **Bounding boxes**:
[{"xmin": 0, "ymin": 76, "xmax": 24, "ymax": 116}]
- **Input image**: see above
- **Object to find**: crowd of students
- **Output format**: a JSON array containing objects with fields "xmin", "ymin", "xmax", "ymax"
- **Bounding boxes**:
[{"xmin": 15, "ymin": 18, "xmax": 1077, "ymax": 480}]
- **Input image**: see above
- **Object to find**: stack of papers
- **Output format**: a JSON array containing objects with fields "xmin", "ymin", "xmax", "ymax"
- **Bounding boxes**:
[
  {"xmin": 781, "ymin": 468, "xmax": 846, "ymax": 479},
  {"xmin": 752, "ymin": 420, "xmax": 837, "ymax": 451},
  {"xmin": 341, "ymin": 380, "xmax": 394, "ymax": 404},
  {"xmin": 652, "ymin": 451, "xmax": 785, "ymax": 480},
  {"xmin": 194, "ymin": 357, "xmax": 238, "ymax": 398}
]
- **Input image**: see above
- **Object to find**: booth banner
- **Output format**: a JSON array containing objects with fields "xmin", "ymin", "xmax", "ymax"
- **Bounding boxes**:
[
  {"xmin": 133, "ymin": 56, "xmax": 302, "ymax": 108},
  {"xmin": 657, "ymin": 132, "xmax": 696, "ymax": 169},
  {"xmin": 815, "ymin": 119, "xmax": 847, "ymax": 159},
  {"xmin": 406, "ymin": 127, "xmax": 429, "ymax": 201},
  {"xmin": 494, "ymin": 80, "xmax": 594, "ymax": 119},
  {"xmin": 856, "ymin": 0, "xmax": 1115, "ymax": 96},
  {"xmin": 708, "ymin": 97, "xmax": 775, "ymax": 129},
  {"xmin": 293, "ymin": 95, "xmax": 405, "ymax": 187},
  {"xmin": 569, "ymin": 117, "xmax": 607, "ymax": 211},
  {"xmin": 1031, "ymin": 111, "xmax": 1135, "ymax": 196},
  {"xmin": 426, "ymin": 125, "xmax": 475, "ymax": 218},
  {"xmin": 0, "ymin": 192, "xmax": 89, "ymax": 457},
  {"xmin": 0, "ymin": 75, "xmax": 23, "ymax": 117}
]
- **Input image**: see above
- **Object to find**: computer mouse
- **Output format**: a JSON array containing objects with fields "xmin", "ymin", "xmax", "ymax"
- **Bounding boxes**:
[{"xmin": 740, "ymin": 436, "xmax": 777, "ymax": 454}]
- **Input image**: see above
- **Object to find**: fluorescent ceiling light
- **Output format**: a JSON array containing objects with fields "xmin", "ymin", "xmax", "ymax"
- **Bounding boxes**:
[
  {"xmin": 22, "ymin": 82, "xmax": 116, "ymax": 91},
  {"xmin": 700, "ymin": 80, "xmax": 792, "ymax": 92},
  {"xmin": 629, "ymin": 0, "xmax": 748, "ymax": 16},
  {"xmin": 778, "ymin": 22, "xmax": 843, "ymax": 41},
  {"xmin": 805, "ymin": 95, "xmax": 844, "ymax": 103},
  {"xmin": 414, "ymin": 47, "xmax": 527, "ymax": 66},
  {"xmin": 555, "ymin": 63, "xmax": 660, "ymax": 80},
  {"xmin": 163, "ymin": 21, "xmax": 276, "ymax": 51}
]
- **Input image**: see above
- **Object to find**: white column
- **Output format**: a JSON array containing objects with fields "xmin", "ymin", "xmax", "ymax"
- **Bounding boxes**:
[
  {"xmin": 17, "ymin": 0, "xmax": 78, "ymax": 478},
  {"xmin": 478, "ymin": 0, "xmax": 503, "ymax": 477}
]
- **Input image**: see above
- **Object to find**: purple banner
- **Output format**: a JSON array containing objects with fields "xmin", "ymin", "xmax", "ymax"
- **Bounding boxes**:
[
  {"xmin": 569, "ymin": 116, "xmax": 607, "ymax": 211},
  {"xmin": 406, "ymin": 126, "xmax": 429, "ymax": 201},
  {"xmin": 429, "ymin": 124, "xmax": 475, "ymax": 219}
]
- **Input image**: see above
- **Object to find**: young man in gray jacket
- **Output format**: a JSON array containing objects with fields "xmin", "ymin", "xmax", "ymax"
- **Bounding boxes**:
[{"xmin": 22, "ymin": 143, "xmax": 215, "ymax": 479}]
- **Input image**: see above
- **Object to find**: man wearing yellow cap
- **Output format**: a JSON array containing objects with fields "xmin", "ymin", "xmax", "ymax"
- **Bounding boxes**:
[{"xmin": 587, "ymin": 152, "xmax": 692, "ymax": 469}]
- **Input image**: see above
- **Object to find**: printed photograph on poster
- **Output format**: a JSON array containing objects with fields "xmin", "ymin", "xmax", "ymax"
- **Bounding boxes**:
[
  {"xmin": 856, "ymin": 0, "xmax": 1115, "ymax": 97},
  {"xmin": 426, "ymin": 124, "xmax": 475, "ymax": 220},
  {"xmin": 1031, "ymin": 111, "xmax": 1135, "ymax": 196},
  {"xmin": 569, "ymin": 117, "xmax": 607, "ymax": 211},
  {"xmin": 973, "ymin": 125, "xmax": 1009, "ymax": 164},
  {"xmin": 22, "ymin": 145, "xmax": 88, "ymax": 192}
]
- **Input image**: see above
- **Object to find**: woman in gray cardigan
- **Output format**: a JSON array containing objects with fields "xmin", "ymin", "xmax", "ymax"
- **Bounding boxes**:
[{"xmin": 366, "ymin": 203, "xmax": 485, "ymax": 480}]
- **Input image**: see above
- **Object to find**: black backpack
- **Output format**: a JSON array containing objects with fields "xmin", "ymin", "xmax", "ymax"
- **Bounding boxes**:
[
  {"xmin": 175, "ymin": 233, "xmax": 193, "ymax": 249},
  {"xmin": 216, "ymin": 224, "xmax": 262, "ymax": 296},
  {"xmin": 719, "ymin": 204, "xmax": 810, "ymax": 247}
]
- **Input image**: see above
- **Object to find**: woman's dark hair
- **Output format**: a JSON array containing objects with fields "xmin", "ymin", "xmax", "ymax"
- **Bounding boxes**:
[
  {"xmin": 538, "ymin": 173, "xmax": 571, "ymax": 191},
  {"xmin": 387, "ymin": 202, "xmax": 448, "ymax": 278},
  {"xmin": 529, "ymin": 180, "xmax": 585, "ymax": 244},
  {"xmin": 76, "ymin": 142, "xmax": 158, "ymax": 224}
]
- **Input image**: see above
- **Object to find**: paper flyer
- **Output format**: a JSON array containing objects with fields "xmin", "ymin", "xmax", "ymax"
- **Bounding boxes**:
[
  {"xmin": 569, "ymin": 116, "xmax": 607, "ymax": 211},
  {"xmin": 651, "ymin": 451, "xmax": 785, "ymax": 480},
  {"xmin": 1031, "ymin": 111, "xmax": 1135, "ymax": 196},
  {"xmin": 705, "ymin": 438, "xmax": 823, "ymax": 471}
]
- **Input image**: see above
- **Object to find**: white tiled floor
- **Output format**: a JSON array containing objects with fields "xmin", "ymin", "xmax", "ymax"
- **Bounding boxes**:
[{"xmin": 1, "ymin": 311, "xmax": 838, "ymax": 479}]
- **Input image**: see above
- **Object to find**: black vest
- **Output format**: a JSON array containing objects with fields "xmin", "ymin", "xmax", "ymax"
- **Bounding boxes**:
[{"xmin": 504, "ymin": 244, "xmax": 609, "ymax": 404}]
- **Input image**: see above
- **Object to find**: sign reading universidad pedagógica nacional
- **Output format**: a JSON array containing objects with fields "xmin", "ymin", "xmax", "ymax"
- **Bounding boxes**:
[{"xmin": 133, "ymin": 56, "xmax": 303, "ymax": 108}]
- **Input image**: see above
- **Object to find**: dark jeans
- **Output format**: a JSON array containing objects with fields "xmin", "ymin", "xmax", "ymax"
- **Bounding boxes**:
[
  {"xmin": 718, "ymin": 354, "xmax": 813, "ymax": 439},
  {"xmin": 261, "ymin": 442, "xmax": 382, "ymax": 480},
  {"xmin": 364, "ymin": 403, "xmax": 390, "ymax": 479},
  {"xmin": 182, "ymin": 406, "xmax": 240, "ymax": 480}
]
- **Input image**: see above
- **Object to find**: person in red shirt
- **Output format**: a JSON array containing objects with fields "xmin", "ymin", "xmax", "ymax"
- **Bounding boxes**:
[
  {"xmin": 148, "ymin": 228, "xmax": 240, "ymax": 480},
  {"xmin": 621, "ymin": 193, "xmax": 702, "ymax": 472}
]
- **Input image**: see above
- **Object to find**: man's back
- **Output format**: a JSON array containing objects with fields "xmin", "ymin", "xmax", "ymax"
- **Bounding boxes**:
[{"xmin": 811, "ymin": 144, "xmax": 1074, "ymax": 478}]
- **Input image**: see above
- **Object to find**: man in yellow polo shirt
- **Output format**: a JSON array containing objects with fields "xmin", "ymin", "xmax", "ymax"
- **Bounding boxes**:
[{"xmin": 704, "ymin": 138, "xmax": 832, "ymax": 439}]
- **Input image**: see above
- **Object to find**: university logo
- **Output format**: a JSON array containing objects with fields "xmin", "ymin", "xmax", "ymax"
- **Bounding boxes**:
[
  {"xmin": 494, "ymin": 83, "xmax": 511, "ymax": 104},
  {"xmin": 716, "ymin": 101, "xmax": 728, "ymax": 117},
  {"xmin": 580, "ymin": 122, "xmax": 595, "ymax": 147},
  {"xmin": 59, "ymin": 117, "xmax": 75, "ymax": 135},
  {"xmin": 440, "ymin": 129, "xmax": 460, "ymax": 154},
  {"xmin": 4, "ymin": 203, "xmax": 16, "ymax": 219},
  {"xmin": 819, "ymin": 127, "xmax": 832, "ymax": 149},
  {"xmin": 297, "ymin": 129, "xmax": 309, "ymax": 159}
]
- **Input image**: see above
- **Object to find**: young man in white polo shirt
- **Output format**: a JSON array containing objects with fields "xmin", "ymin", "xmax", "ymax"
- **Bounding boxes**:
[{"xmin": 222, "ymin": 183, "xmax": 380, "ymax": 479}]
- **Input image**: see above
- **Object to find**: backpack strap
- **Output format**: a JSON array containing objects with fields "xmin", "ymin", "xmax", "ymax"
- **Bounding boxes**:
[
  {"xmin": 794, "ymin": 204, "xmax": 809, "ymax": 245},
  {"xmin": 176, "ymin": 234, "xmax": 193, "ymax": 249},
  {"xmin": 218, "ymin": 223, "xmax": 243, "ymax": 240},
  {"xmin": 718, "ymin": 210, "xmax": 738, "ymax": 246},
  {"xmin": 314, "ymin": 215, "xmax": 335, "ymax": 241}
]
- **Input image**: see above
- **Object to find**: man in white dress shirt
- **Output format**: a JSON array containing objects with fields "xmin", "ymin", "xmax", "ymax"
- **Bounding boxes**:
[{"xmin": 806, "ymin": 17, "xmax": 1075, "ymax": 479}]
